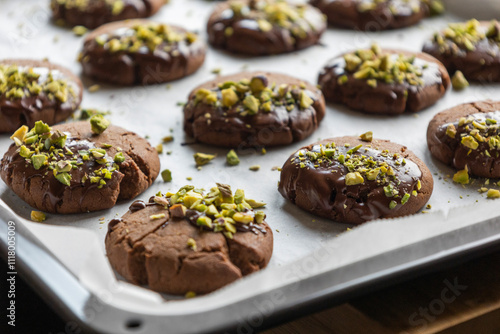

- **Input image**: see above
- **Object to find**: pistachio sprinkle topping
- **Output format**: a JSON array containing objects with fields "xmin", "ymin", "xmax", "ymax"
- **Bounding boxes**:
[
  {"xmin": 338, "ymin": 44, "xmax": 427, "ymax": 88},
  {"xmin": 10, "ymin": 120, "xmax": 121, "ymax": 187},
  {"xmin": 95, "ymin": 23, "xmax": 198, "ymax": 54},
  {"xmin": 54, "ymin": 0, "xmax": 126, "ymax": 15},
  {"xmin": 432, "ymin": 19, "xmax": 500, "ymax": 54},
  {"xmin": 291, "ymin": 140, "xmax": 422, "ymax": 209},
  {"xmin": 0, "ymin": 64, "xmax": 75, "ymax": 103},
  {"xmin": 228, "ymin": 0, "xmax": 323, "ymax": 38},
  {"xmin": 191, "ymin": 74, "xmax": 315, "ymax": 116},
  {"xmin": 150, "ymin": 183, "xmax": 268, "ymax": 239}
]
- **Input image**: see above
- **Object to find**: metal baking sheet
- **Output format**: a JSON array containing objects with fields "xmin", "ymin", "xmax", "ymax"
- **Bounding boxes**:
[{"xmin": 1, "ymin": 1, "xmax": 500, "ymax": 333}]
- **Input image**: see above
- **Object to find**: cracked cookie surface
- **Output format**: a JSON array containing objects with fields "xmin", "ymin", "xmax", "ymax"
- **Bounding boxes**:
[
  {"xmin": 0, "ymin": 121, "xmax": 159, "ymax": 214},
  {"xmin": 105, "ymin": 185, "xmax": 273, "ymax": 295},
  {"xmin": 278, "ymin": 136, "xmax": 433, "ymax": 224}
]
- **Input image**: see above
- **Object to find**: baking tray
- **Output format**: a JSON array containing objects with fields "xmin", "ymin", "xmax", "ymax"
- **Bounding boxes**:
[{"xmin": 1, "ymin": 1, "xmax": 500, "ymax": 333}]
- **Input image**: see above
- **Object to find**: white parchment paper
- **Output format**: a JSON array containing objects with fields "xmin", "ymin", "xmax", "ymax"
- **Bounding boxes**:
[{"xmin": 1, "ymin": 0, "xmax": 500, "ymax": 315}]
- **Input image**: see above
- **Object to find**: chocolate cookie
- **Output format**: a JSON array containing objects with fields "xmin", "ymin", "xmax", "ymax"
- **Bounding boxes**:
[
  {"xmin": 318, "ymin": 45, "xmax": 450, "ymax": 114},
  {"xmin": 183, "ymin": 71, "xmax": 326, "ymax": 148},
  {"xmin": 423, "ymin": 19, "xmax": 500, "ymax": 82},
  {"xmin": 80, "ymin": 20, "xmax": 206, "ymax": 85},
  {"xmin": 105, "ymin": 183, "xmax": 273, "ymax": 295},
  {"xmin": 427, "ymin": 100, "xmax": 500, "ymax": 178},
  {"xmin": 0, "ymin": 59, "xmax": 82, "ymax": 133},
  {"xmin": 310, "ymin": 0, "xmax": 443, "ymax": 31},
  {"xmin": 207, "ymin": 0, "xmax": 326, "ymax": 56},
  {"xmin": 51, "ymin": 0, "xmax": 165, "ymax": 29},
  {"xmin": 0, "ymin": 120, "xmax": 160, "ymax": 214},
  {"xmin": 278, "ymin": 135, "xmax": 433, "ymax": 224}
]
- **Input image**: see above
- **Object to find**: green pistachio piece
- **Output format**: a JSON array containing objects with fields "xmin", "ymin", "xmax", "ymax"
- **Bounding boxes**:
[
  {"xmin": 257, "ymin": 19, "xmax": 273, "ymax": 32},
  {"xmin": 221, "ymin": 88, "xmax": 239, "ymax": 107},
  {"xmin": 451, "ymin": 71, "xmax": 469, "ymax": 91},
  {"xmin": 347, "ymin": 144, "xmax": 362, "ymax": 155},
  {"xmin": 113, "ymin": 152, "xmax": 125, "ymax": 163},
  {"xmin": 245, "ymin": 198, "xmax": 266, "ymax": 208},
  {"xmin": 56, "ymin": 160, "xmax": 72, "ymax": 173},
  {"xmin": 194, "ymin": 152, "xmax": 215, "ymax": 166},
  {"xmin": 344, "ymin": 54, "xmax": 362, "ymax": 72},
  {"xmin": 34, "ymin": 121, "xmax": 51, "ymax": 135},
  {"xmin": 461, "ymin": 136, "xmax": 478, "ymax": 150},
  {"xmin": 50, "ymin": 130, "xmax": 67, "ymax": 148},
  {"xmin": 366, "ymin": 168, "xmax": 380, "ymax": 181},
  {"xmin": 90, "ymin": 114, "xmax": 110, "ymax": 134},
  {"xmin": 10, "ymin": 125, "xmax": 29, "ymax": 146},
  {"xmin": 196, "ymin": 216, "xmax": 213, "ymax": 228},
  {"xmin": 187, "ymin": 238, "xmax": 197, "ymax": 251},
  {"xmin": 31, "ymin": 154, "xmax": 47, "ymax": 170},
  {"xmin": 249, "ymin": 165, "xmax": 260, "ymax": 171},
  {"xmin": 401, "ymin": 193, "xmax": 411, "ymax": 205},
  {"xmin": 261, "ymin": 101, "xmax": 272, "ymax": 112},
  {"xmin": 299, "ymin": 91, "xmax": 313, "ymax": 109},
  {"xmin": 249, "ymin": 75, "xmax": 268, "ymax": 94},
  {"xmin": 357, "ymin": 49, "xmax": 374, "ymax": 61},
  {"xmin": 206, "ymin": 204, "xmax": 219, "ymax": 217},
  {"xmin": 234, "ymin": 189, "xmax": 245, "ymax": 204},
  {"xmin": 452, "ymin": 168, "xmax": 469, "ymax": 185},
  {"xmin": 24, "ymin": 133, "xmax": 38, "ymax": 145},
  {"xmin": 389, "ymin": 200, "xmax": 397, "ymax": 209},
  {"xmin": 487, "ymin": 189, "xmax": 500, "ymax": 199},
  {"xmin": 446, "ymin": 124, "xmax": 457, "ymax": 138},
  {"xmin": 150, "ymin": 213, "xmax": 166, "ymax": 220},
  {"xmin": 243, "ymin": 95, "xmax": 260, "ymax": 114},
  {"xmin": 19, "ymin": 145, "xmax": 33, "ymax": 158},
  {"xmin": 254, "ymin": 211, "xmax": 265, "ymax": 224},
  {"xmin": 345, "ymin": 172, "xmax": 364, "ymax": 185},
  {"xmin": 55, "ymin": 172, "xmax": 71, "ymax": 186},
  {"xmin": 359, "ymin": 131, "xmax": 373, "ymax": 142},
  {"xmin": 232, "ymin": 212, "xmax": 253, "ymax": 224},
  {"xmin": 90, "ymin": 148, "xmax": 106, "ymax": 159},
  {"xmin": 195, "ymin": 88, "xmax": 217, "ymax": 105},
  {"xmin": 161, "ymin": 169, "xmax": 172, "ymax": 182},
  {"xmin": 72, "ymin": 25, "xmax": 88, "ymax": 36},
  {"xmin": 31, "ymin": 210, "xmax": 46, "ymax": 222}
]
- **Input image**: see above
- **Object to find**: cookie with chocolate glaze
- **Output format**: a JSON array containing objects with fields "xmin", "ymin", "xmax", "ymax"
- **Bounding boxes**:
[
  {"xmin": 427, "ymin": 101, "xmax": 500, "ymax": 178},
  {"xmin": 51, "ymin": 0, "xmax": 166, "ymax": 29},
  {"xmin": 0, "ymin": 120, "xmax": 160, "ymax": 214},
  {"xmin": 309, "ymin": 0, "xmax": 443, "ymax": 31},
  {"xmin": 105, "ymin": 183, "xmax": 273, "ymax": 295},
  {"xmin": 278, "ymin": 136, "xmax": 433, "ymax": 225},
  {"xmin": 207, "ymin": 0, "xmax": 326, "ymax": 56},
  {"xmin": 423, "ymin": 19, "xmax": 500, "ymax": 82},
  {"xmin": 0, "ymin": 59, "xmax": 82, "ymax": 133},
  {"xmin": 318, "ymin": 45, "xmax": 450, "ymax": 114},
  {"xmin": 80, "ymin": 20, "xmax": 206, "ymax": 85},
  {"xmin": 184, "ymin": 71, "xmax": 326, "ymax": 148}
]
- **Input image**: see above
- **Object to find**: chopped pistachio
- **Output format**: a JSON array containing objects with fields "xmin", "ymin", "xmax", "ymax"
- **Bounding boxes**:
[
  {"xmin": 487, "ymin": 189, "xmax": 500, "ymax": 199},
  {"xmin": 10, "ymin": 125, "xmax": 29, "ymax": 146},
  {"xmin": 245, "ymin": 198, "xmax": 266, "ymax": 208},
  {"xmin": 150, "ymin": 213, "xmax": 166, "ymax": 220},
  {"xmin": 299, "ymin": 91, "xmax": 313, "ymax": 109},
  {"xmin": 114, "ymin": 152, "xmax": 125, "ymax": 163},
  {"xmin": 197, "ymin": 216, "xmax": 213, "ymax": 228},
  {"xmin": 90, "ymin": 114, "xmax": 110, "ymax": 134},
  {"xmin": 345, "ymin": 172, "xmax": 364, "ymax": 185},
  {"xmin": 187, "ymin": 238, "xmax": 197, "ymax": 251},
  {"xmin": 88, "ymin": 84, "xmax": 100, "ymax": 93},
  {"xmin": 243, "ymin": 95, "xmax": 260, "ymax": 114},
  {"xmin": 453, "ymin": 168, "xmax": 469, "ymax": 184},
  {"xmin": 162, "ymin": 135, "xmax": 174, "ymax": 143},
  {"xmin": 31, "ymin": 154, "xmax": 47, "ymax": 170},
  {"xmin": 170, "ymin": 204, "xmax": 186, "ymax": 218},
  {"xmin": 155, "ymin": 143, "xmax": 163, "ymax": 154},
  {"xmin": 452, "ymin": 71, "xmax": 469, "ymax": 91},
  {"xmin": 249, "ymin": 165, "xmax": 260, "ymax": 171},
  {"xmin": 249, "ymin": 75, "xmax": 268, "ymax": 94},
  {"xmin": 226, "ymin": 149, "xmax": 240, "ymax": 166},
  {"xmin": 221, "ymin": 88, "xmax": 239, "ymax": 107},
  {"xmin": 359, "ymin": 131, "xmax": 373, "ymax": 142},
  {"xmin": 389, "ymin": 200, "xmax": 397, "ymax": 209},
  {"xmin": 72, "ymin": 25, "xmax": 88, "ymax": 36},
  {"xmin": 31, "ymin": 211, "xmax": 46, "ymax": 222},
  {"xmin": 55, "ymin": 172, "xmax": 72, "ymax": 186},
  {"xmin": 161, "ymin": 169, "xmax": 172, "ymax": 182},
  {"xmin": 194, "ymin": 152, "xmax": 215, "ymax": 166}
]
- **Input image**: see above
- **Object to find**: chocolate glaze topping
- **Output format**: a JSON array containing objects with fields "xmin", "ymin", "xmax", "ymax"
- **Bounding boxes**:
[
  {"xmin": 279, "ymin": 137, "xmax": 425, "ymax": 224},
  {"xmin": 207, "ymin": 0, "xmax": 326, "ymax": 56},
  {"xmin": 433, "ymin": 111, "xmax": 500, "ymax": 176},
  {"xmin": 0, "ymin": 61, "xmax": 82, "ymax": 133},
  {"xmin": 318, "ymin": 48, "xmax": 449, "ymax": 114},
  {"xmin": 80, "ymin": 21, "xmax": 206, "ymax": 85}
]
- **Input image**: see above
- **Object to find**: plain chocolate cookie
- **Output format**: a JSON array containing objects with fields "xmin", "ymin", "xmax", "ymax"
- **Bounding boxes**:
[
  {"xmin": 105, "ymin": 184, "xmax": 273, "ymax": 295},
  {"xmin": 207, "ymin": 0, "xmax": 326, "ymax": 56},
  {"xmin": 318, "ymin": 45, "xmax": 450, "ymax": 114},
  {"xmin": 80, "ymin": 20, "xmax": 206, "ymax": 85},
  {"xmin": 51, "ymin": 0, "xmax": 166, "ymax": 29},
  {"xmin": 0, "ymin": 59, "xmax": 82, "ymax": 133},
  {"xmin": 183, "ymin": 71, "xmax": 326, "ymax": 148},
  {"xmin": 0, "ymin": 120, "xmax": 160, "ymax": 214},
  {"xmin": 309, "ymin": 0, "xmax": 443, "ymax": 31},
  {"xmin": 278, "ymin": 135, "xmax": 433, "ymax": 224},
  {"xmin": 427, "ymin": 100, "xmax": 500, "ymax": 178},
  {"xmin": 423, "ymin": 19, "xmax": 500, "ymax": 82}
]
